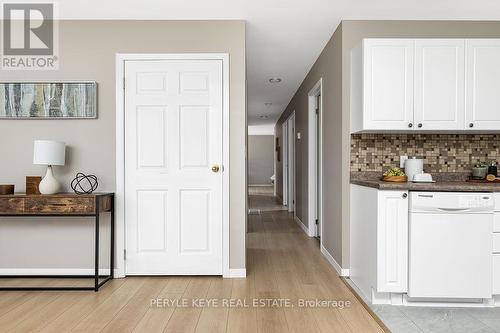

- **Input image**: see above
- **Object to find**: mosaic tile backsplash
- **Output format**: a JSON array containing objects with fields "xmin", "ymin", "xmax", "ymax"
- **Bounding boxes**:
[{"xmin": 351, "ymin": 134, "xmax": 500, "ymax": 173}]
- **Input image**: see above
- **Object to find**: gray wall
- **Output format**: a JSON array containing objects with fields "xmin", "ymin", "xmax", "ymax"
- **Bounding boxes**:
[
  {"xmin": 275, "ymin": 24, "xmax": 343, "ymax": 264},
  {"xmin": 248, "ymin": 135, "xmax": 274, "ymax": 185},
  {"xmin": 0, "ymin": 20, "xmax": 247, "ymax": 271},
  {"xmin": 276, "ymin": 20, "xmax": 500, "ymax": 269}
]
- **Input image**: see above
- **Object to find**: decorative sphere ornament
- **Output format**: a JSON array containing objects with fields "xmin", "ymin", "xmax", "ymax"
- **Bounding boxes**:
[{"xmin": 71, "ymin": 173, "xmax": 98, "ymax": 194}]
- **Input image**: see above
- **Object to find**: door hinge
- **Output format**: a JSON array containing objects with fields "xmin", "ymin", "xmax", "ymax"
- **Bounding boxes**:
[
  {"xmin": 315, "ymin": 219, "xmax": 319, "ymax": 225},
  {"xmin": 123, "ymin": 249, "xmax": 126, "ymax": 260},
  {"xmin": 123, "ymin": 77, "xmax": 126, "ymax": 90}
]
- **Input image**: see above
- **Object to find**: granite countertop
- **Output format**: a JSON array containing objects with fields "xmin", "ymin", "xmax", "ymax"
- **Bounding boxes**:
[{"xmin": 351, "ymin": 172, "xmax": 500, "ymax": 192}]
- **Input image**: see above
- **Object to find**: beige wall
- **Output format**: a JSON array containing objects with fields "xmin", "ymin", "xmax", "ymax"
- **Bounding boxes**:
[
  {"xmin": 275, "ymin": 24, "xmax": 344, "ymax": 263},
  {"xmin": 248, "ymin": 135, "xmax": 274, "ymax": 185},
  {"xmin": 0, "ymin": 20, "xmax": 247, "ymax": 270}
]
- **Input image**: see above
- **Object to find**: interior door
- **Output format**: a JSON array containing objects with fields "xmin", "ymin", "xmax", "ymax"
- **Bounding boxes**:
[
  {"xmin": 465, "ymin": 39, "xmax": 500, "ymax": 130},
  {"xmin": 414, "ymin": 39, "xmax": 465, "ymax": 130},
  {"xmin": 287, "ymin": 114, "xmax": 295, "ymax": 213},
  {"xmin": 282, "ymin": 122, "xmax": 288, "ymax": 206},
  {"xmin": 363, "ymin": 39, "xmax": 415, "ymax": 130},
  {"xmin": 125, "ymin": 59, "xmax": 223, "ymax": 275},
  {"xmin": 315, "ymin": 95, "xmax": 321, "ymax": 238}
]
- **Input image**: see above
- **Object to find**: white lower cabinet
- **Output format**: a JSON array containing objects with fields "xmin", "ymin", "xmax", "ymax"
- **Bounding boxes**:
[
  {"xmin": 377, "ymin": 190, "xmax": 409, "ymax": 292},
  {"xmin": 494, "ymin": 233, "xmax": 500, "ymax": 253},
  {"xmin": 494, "ymin": 255, "xmax": 500, "ymax": 295},
  {"xmin": 351, "ymin": 186, "xmax": 500, "ymax": 305},
  {"xmin": 350, "ymin": 185, "xmax": 409, "ymax": 302}
]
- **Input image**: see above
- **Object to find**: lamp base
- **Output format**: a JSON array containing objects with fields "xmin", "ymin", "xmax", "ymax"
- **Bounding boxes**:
[{"xmin": 39, "ymin": 166, "xmax": 60, "ymax": 195}]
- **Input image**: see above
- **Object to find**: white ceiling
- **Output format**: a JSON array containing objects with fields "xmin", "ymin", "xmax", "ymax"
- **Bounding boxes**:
[{"xmin": 58, "ymin": 0, "xmax": 500, "ymax": 126}]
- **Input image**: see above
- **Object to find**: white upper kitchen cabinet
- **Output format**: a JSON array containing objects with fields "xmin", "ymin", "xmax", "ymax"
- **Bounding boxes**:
[
  {"xmin": 351, "ymin": 39, "xmax": 415, "ymax": 132},
  {"xmin": 465, "ymin": 39, "xmax": 500, "ymax": 130},
  {"xmin": 351, "ymin": 38, "xmax": 500, "ymax": 133},
  {"xmin": 414, "ymin": 39, "xmax": 465, "ymax": 130}
]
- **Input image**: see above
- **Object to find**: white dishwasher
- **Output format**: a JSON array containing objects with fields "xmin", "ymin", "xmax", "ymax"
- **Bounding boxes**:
[{"xmin": 409, "ymin": 192, "xmax": 494, "ymax": 299}]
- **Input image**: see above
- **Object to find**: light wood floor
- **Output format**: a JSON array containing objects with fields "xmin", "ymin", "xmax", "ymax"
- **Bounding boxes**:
[
  {"xmin": 248, "ymin": 185, "xmax": 287, "ymax": 212},
  {"xmin": 0, "ymin": 209, "xmax": 383, "ymax": 332}
]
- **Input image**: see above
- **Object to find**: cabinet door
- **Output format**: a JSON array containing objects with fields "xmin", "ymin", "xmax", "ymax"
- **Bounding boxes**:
[
  {"xmin": 465, "ymin": 39, "xmax": 500, "ymax": 130},
  {"xmin": 377, "ymin": 190, "xmax": 409, "ymax": 293},
  {"xmin": 363, "ymin": 39, "xmax": 415, "ymax": 130},
  {"xmin": 414, "ymin": 40, "xmax": 465, "ymax": 130}
]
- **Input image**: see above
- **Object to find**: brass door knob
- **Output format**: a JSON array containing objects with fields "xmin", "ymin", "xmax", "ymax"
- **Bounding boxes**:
[{"xmin": 211, "ymin": 165, "xmax": 220, "ymax": 173}]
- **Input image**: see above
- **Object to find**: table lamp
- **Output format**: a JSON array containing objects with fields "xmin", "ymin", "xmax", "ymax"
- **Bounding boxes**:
[{"xmin": 33, "ymin": 140, "xmax": 66, "ymax": 194}]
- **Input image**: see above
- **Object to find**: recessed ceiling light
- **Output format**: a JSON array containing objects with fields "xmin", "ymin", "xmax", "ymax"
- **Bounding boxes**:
[
  {"xmin": 264, "ymin": 102, "xmax": 273, "ymax": 107},
  {"xmin": 269, "ymin": 77, "xmax": 282, "ymax": 83}
]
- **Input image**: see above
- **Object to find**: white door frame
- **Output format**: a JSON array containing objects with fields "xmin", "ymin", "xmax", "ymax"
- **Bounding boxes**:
[
  {"xmin": 308, "ymin": 78, "xmax": 323, "ymax": 238},
  {"xmin": 115, "ymin": 53, "xmax": 230, "ymax": 278},
  {"xmin": 282, "ymin": 122, "xmax": 288, "ymax": 206},
  {"xmin": 286, "ymin": 112, "xmax": 296, "ymax": 214}
]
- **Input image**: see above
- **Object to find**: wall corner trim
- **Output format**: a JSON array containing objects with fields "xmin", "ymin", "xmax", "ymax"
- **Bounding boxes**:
[
  {"xmin": 320, "ymin": 245, "xmax": 350, "ymax": 277},
  {"xmin": 226, "ymin": 269, "xmax": 247, "ymax": 278},
  {"xmin": 295, "ymin": 215, "xmax": 314, "ymax": 237}
]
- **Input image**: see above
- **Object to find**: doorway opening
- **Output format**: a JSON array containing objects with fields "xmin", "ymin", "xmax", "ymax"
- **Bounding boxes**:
[
  {"xmin": 308, "ymin": 79, "xmax": 323, "ymax": 241},
  {"xmin": 281, "ymin": 112, "xmax": 296, "ymax": 214},
  {"xmin": 247, "ymin": 126, "xmax": 284, "ymax": 213}
]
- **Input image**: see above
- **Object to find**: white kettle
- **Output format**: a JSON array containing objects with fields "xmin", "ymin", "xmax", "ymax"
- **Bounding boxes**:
[{"xmin": 405, "ymin": 157, "xmax": 424, "ymax": 182}]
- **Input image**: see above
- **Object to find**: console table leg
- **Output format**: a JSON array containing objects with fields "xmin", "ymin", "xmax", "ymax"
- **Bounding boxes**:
[
  {"xmin": 94, "ymin": 201, "xmax": 100, "ymax": 292},
  {"xmin": 110, "ymin": 195, "xmax": 115, "ymax": 279}
]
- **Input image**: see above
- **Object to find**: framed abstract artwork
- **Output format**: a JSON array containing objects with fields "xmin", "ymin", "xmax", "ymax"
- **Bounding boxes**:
[{"xmin": 0, "ymin": 81, "xmax": 97, "ymax": 119}]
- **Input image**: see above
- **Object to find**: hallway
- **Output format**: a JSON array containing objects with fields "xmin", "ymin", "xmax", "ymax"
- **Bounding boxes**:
[
  {"xmin": 0, "ymin": 194, "xmax": 383, "ymax": 332},
  {"xmin": 245, "ymin": 208, "xmax": 384, "ymax": 332},
  {"xmin": 248, "ymin": 185, "xmax": 287, "ymax": 213},
  {"xmin": 246, "ymin": 188, "xmax": 384, "ymax": 332}
]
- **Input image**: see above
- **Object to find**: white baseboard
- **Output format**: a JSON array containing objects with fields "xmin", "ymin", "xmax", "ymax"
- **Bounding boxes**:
[
  {"xmin": 320, "ymin": 245, "xmax": 350, "ymax": 277},
  {"xmin": 294, "ymin": 216, "xmax": 310, "ymax": 236},
  {"xmin": 0, "ymin": 268, "xmax": 112, "ymax": 275},
  {"xmin": 226, "ymin": 269, "xmax": 246, "ymax": 278},
  {"xmin": 295, "ymin": 216, "xmax": 316, "ymax": 237}
]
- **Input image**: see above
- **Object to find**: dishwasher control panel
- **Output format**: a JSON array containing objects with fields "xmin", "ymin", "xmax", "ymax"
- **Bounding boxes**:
[
  {"xmin": 410, "ymin": 192, "xmax": 494, "ymax": 213},
  {"xmin": 459, "ymin": 195, "xmax": 494, "ymax": 208}
]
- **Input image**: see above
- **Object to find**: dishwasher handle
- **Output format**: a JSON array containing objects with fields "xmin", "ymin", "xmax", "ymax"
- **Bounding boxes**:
[{"xmin": 436, "ymin": 207, "xmax": 472, "ymax": 213}]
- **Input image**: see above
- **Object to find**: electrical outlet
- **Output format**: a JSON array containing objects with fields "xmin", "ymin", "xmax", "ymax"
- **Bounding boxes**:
[{"xmin": 400, "ymin": 155, "xmax": 408, "ymax": 168}]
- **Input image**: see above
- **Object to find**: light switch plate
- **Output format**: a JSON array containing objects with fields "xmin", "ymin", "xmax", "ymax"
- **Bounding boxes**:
[
  {"xmin": 400, "ymin": 156, "xmax": 408, "ymax": 168},
  {"xmin": 297, "ymin": 132, "xmax": 301, "ymax": 140}
]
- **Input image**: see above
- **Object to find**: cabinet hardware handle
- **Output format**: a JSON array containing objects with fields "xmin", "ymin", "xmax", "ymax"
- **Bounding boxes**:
[
  {"xmin": 469, "ymin": 123, "xmax": 474, "ymax": 128},
  {"xmin": 418, "ymin": 123, "xmax": 423, "ymax": 128},
  {"xmin": 408, "ymin": 123, "xmax": 413, "ymax": 128},
  {"xmin": 402, "ymin": 193, "xmax": 408, "ymax": 199}
]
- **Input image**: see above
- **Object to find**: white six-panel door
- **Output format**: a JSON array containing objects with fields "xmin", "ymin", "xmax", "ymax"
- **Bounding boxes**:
[
  {"xmin": 414, "ymin": 39, "xmax": 465, "ymax": 130},
  {"xmin": 125, "ymin": 59, "xmax": 223, "ymax": 275}
]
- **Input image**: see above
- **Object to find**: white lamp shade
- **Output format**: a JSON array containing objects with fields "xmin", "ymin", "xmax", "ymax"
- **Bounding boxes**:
[{"xmin": 33, "ymin": 140, "xmax": 66, "ymax": 166}]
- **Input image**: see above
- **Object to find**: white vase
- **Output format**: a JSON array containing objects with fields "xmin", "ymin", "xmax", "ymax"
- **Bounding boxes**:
[{"xmin": 39, "ymin": 166, "xmax": 60, "ymax": 194}]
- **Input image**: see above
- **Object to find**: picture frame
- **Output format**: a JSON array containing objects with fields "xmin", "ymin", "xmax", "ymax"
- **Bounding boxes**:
[{"xmin": 0, "ymin": 81, "xmax": 97, "ymax": 119}]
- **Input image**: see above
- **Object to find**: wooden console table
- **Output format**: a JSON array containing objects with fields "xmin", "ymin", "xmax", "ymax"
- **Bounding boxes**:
[{"xmin": 0, "ymin": 192, "xmax": 114, "ymax": 291}]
